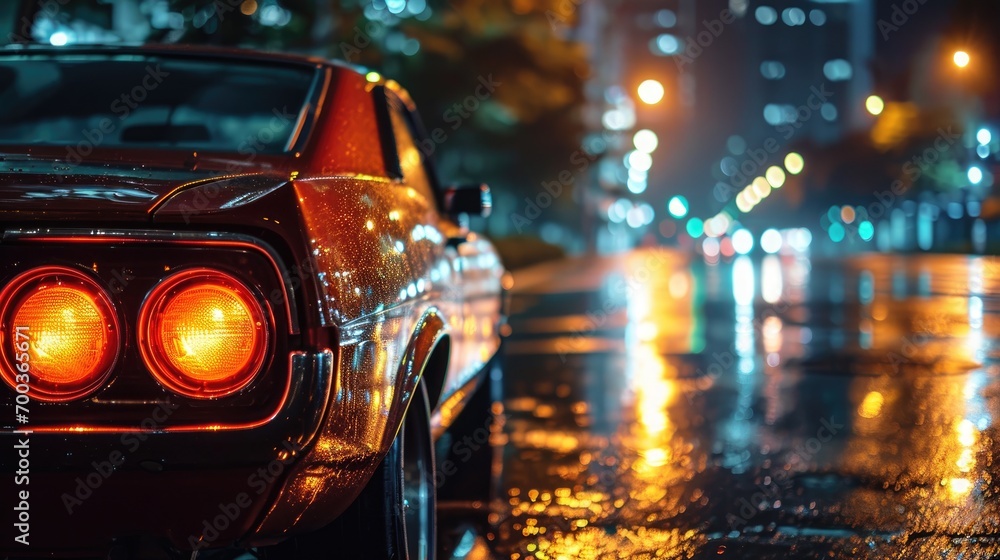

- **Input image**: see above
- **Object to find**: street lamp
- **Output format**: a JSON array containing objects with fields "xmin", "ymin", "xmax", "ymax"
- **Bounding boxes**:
[
  {"xmin": 954, "ymin": 50, "xmax": 971, "ymax": 68},
  {"xmin": 637, "ymin": 79, "xmax": 665, "ymax": 105}
]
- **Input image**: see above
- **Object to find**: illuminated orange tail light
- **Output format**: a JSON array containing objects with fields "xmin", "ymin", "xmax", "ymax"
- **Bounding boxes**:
[
  {"xmin": 139, "ymin": 268, "xmax": 269, "ymax": 399},
  {"xmin": 0, "ymin": 267, "xmax": 120, "ymax": 402}
]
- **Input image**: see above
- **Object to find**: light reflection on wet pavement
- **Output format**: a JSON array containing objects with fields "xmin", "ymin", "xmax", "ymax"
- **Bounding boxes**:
[{"xmin": 478, "ymin": 250, "xmax": 1000, "ymax": 559}]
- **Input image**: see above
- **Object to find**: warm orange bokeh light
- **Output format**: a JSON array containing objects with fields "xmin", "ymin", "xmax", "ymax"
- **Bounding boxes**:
[
  {"xmin": 140, "ymin": 270, "xmax": 268, "ymax": 398},
  {"xmin": 637, "ymin": 79, "xmax": 665, "ymax": 105},
  {"xmin": 0, "ymin": 268, "xmax": 119, "ymax": 401},
  {"xmin": 954, "ymin": 50, "xmax": 970, "ymax": 68}
]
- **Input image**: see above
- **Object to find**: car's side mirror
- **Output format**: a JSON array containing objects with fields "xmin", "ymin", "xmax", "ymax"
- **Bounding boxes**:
[{"xmin": 443, "ymin": 184, "xmax": 492, "ymax": 218}]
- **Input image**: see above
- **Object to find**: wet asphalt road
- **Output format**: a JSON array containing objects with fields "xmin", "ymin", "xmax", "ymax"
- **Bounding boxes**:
[{"xmin": 454, "ymin": 249, "xmax": 1000, "ymax": 559}]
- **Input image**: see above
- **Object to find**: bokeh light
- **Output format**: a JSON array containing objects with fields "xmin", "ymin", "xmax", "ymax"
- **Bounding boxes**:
[
  {"xmin": 829, "ymin": 222, "xmax": 845, "ymax": 242},
  {"xmin": 637, "ymin": 79, "xmax": 665, "ymax": 104},
  {"xmin": 760, "ymin": 229, "xmax": 782, "ymax": 254},
  {"xmin": 784, "ymin": 152, "xmax": 804, "ymax": 174},
  {"xmin": 840, "ymin": 205, "xmax": 856, "ymax": 224},
  {"xmin": 702, "ymin": 237, "xmax": 720, "ymax": 257},
  {"xmin": 765, "ymin": 166, "xmax": 786, "ymax": 188},
  {"xmin": 633, "ymin": 129, "xmax": 659, "ymax": 153},
  {"xmin": 865, "ymin": 95, "xmax": 884, "ymax": 116},
  {"xmin": 720, "ymin": 237, "xmax": 735, "ymax": 258},
  {"xmin": 686, "ymin": 217, "xmax": 704, "ymax": 237},
  {"xmin": 49, "ymin": 31, "xmax": 70, "ymax": 46},
  {"xmin": 736, "ymin": 193, "xmax": 753, "ymax": 213},
  {"xmin": 858, "ymin": 220, "xmax": 874, "ymax": 241},
  {"xmin": 969, "ymin": 166, "xmax": 984, "ymax": 185},
  {"xmin": 626, "ymin": 150, "xmax": 653, "ymax": 172},
  {"xmin": 752, "ymin": 176, "xmax": 772, "ymax": 198},
  {"xmin": 954, "ymin": 50, "xmax": 970, "ymax": 68},
  {"xmin": 668, "ymin": 195, "xmax": 689, "ymax": 218},
  {"xmin": 732, "ymin": 229, "xmax": 754, "ymax": 255}
]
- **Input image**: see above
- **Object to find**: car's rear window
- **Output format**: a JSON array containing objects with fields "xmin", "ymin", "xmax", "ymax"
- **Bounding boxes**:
[{"xmin": 0, "ymin": 54, "xmax": 318, "ymax": 154}]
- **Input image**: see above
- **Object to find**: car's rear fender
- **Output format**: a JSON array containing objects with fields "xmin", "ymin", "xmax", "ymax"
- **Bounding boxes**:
[{"xmin": 247, "ymin": 305, "xmax": 450, "ymax": 543}]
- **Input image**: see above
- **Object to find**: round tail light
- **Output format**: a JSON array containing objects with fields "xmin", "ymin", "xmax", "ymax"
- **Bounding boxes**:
[
  {"xmin": 0, "ymin": 267, "xmax": 120, "ymax": 402},
  {"xmin": 138, "ymin": 268, "xmax": 269, "ymax": 399}
]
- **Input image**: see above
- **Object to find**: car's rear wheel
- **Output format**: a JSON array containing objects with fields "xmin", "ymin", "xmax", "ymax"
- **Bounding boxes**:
[{"xmin": 268, "ymin": 383, "xmax": 435, "ymax": 559}]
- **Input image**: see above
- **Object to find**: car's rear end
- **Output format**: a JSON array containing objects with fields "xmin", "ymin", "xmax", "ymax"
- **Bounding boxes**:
[
  {"xmin": 0, "ymin": 47, "xmax": 342, "ymax": 556},
  {"xmin": 0, "ymin": 212, "xmax": 342, "ymax": 556}
]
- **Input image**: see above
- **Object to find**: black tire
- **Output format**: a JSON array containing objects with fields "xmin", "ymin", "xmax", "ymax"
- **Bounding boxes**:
[
  {"xmin": 267, "ymin": 383, "xmax": 436, "ymax": 560},
  {"xmin": 398, "ymin": 382, "xmax": 436, "ymax": 560}
]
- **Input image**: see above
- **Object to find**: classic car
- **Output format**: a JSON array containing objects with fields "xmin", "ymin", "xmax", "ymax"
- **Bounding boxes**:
[{"xmin": 0, "ymin": 45, "xmax": 504, "ymax": 559}]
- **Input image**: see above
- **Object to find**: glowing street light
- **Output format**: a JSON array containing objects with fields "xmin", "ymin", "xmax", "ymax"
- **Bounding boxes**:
[
  {"xmin": 865, "ymin": 95, "xmax": 884, "ymax": 116},
  {"xmin": 637, "ymin": 79, "xmax": 665, "ymax": 105},
  {"xmin": 954, "ymin": 50, "xmax": 971, "ymax": 68}
]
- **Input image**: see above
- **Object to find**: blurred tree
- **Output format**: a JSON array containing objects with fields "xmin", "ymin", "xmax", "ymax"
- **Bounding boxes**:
[{"xmin": 154, "ymin": 0, "xmax": 318, "ymax": 49}]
